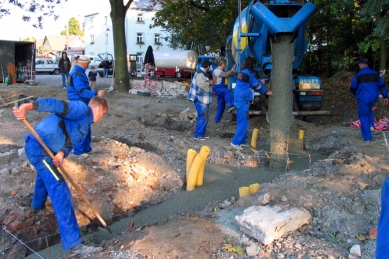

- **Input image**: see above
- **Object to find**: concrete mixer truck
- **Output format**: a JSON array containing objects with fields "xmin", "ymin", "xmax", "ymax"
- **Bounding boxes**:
[{"xmin": 225, "ymin": 0, "xmax": 324, "ymax": 114}]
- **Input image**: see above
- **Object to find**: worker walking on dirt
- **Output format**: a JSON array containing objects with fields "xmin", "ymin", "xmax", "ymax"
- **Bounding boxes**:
[
  {"xmin": 59, "ymin": 52, "xmax": 71, "ymax": 89},
  {"xmin": 212, "ymin": 57, "xmax": 236, "ymax": 123},
  {"xmin": 231, "ymin": 56, "xmax": 272, "ymax": 150},
  {"xmin": 67, "ymin": 55, "xmax": 105, "ymax": 155},
  {"xmin": 350, "ymin": 58, "xmax": 388, "ymax": 142},
  {"xmin": 376, "ymin": 178, "xmax": 389, "ymax": 258},
  {"xmin": 187, "ymin": 60, "xmax": 214, "ymax": 140},
  {"xmin": 13, "ymin": 97, "xmax": 108, "ymax": 255}
]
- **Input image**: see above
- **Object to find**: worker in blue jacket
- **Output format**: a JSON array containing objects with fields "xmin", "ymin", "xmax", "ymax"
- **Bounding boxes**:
[
  {"xmin": 231, "ymin": 56, "xmax": 272, "ymax": 150},
  {"xmin": 187, "ymin": 60, "xmax": 214, "ymax": 140},
  {"xmin": 13, "ymin": 97, "xmax": 108, "ymax": 256},
  {"xmin": 350, "ymin": 58, "xmax": 388, "ymax": 142},
  {"xmin": 212, "ymin": 57, "xmax": 236, "ymax": 123},
  {"xmin": 67, "ymin": 55, "xmax": 105, "ymax": 155}
]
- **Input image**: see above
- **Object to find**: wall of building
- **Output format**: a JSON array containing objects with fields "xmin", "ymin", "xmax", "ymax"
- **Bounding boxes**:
[{"xmin": 83, "ymin": 1, "xmax": 173, "ymax": 65}]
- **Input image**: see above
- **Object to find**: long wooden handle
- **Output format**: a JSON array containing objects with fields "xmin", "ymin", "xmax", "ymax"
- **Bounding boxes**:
[{"xmin": 16, "ymin": 109, "xmax": 107, "ymax": 227}]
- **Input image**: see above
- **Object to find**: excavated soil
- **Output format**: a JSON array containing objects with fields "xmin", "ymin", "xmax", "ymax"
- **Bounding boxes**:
[{"xmin": 0, "ymin": 71, "xmax": 388, "ymax": 259}]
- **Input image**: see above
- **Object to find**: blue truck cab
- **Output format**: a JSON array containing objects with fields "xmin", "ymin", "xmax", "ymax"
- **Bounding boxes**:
[{"xmin": 224, "ymin": 0, "xmax": 324, "ymax": 113}]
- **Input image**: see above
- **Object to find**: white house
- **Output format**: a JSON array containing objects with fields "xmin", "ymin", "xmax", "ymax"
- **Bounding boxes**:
[{"xmin": 83, "ymin": 0, "xmax": 172, "ymax": 65}]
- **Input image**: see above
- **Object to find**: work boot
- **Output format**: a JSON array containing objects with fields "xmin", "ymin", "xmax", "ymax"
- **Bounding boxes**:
[
  {"xmin": 71, "ymin": 243, "xmax": 103, "ymax": 255},
  {"xmin": 230, "ymin": 143, "xmax": 243, "ymax": 150},
  {"xmin": 228, "ymin": 106, "xmax": 236, "ymax": 113}
]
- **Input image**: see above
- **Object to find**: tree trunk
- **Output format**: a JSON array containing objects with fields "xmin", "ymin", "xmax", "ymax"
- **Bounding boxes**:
[
  {"xmin": 268, "ymin": 34, "xmax": 295, "ymax": 172},
  {"xmin": 110, "ymin": 0, "xmax": 131, "ymax": 92}
]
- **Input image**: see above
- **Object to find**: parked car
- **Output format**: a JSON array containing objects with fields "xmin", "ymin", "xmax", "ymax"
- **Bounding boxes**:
[
  {"xmin": 35, "ymin": 58, "xmax": 60, "ymax": 74},
  {"xmin": 96, "ymin": 53, "xmax": 114, "ymax": 77},
  {"xmin": 85, "ymin": 55, "xmax": 102, "ymax": 69}
]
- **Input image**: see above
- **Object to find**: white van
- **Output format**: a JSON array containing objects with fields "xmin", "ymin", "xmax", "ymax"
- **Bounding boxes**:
[{"xmin": 85, "ymin": 55, "xmax": 102, "ymax": 69}]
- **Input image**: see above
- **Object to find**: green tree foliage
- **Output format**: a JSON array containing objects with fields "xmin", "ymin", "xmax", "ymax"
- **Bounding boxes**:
[
  {"xmin": 61, "ymin": 17, "xmax": 84, "ymax": 36},
  {"xmin": 303, "ymin": 0, "xmax": 369, "ymax": 76},
  {"xmin": 150, "ymin": 0, "xmax": 250, "ymax": 52},
  {"xmin": 357, "ymin": 0, "xmax": 389, "ymax": 70}
]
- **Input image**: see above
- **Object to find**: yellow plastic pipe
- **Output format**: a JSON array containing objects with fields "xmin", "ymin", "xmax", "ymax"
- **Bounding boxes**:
[
  {"xmin": 187, "ymin": 154, "xmax": 205, "ymax": 191},
  {"xmin": 186, "ymin": 149, "xmax": 197, "ymax": 180},
  {"xmin": 199, "ymin": 145, "xmax": 211, "ymax": 158},
  {"xmin": 239, "ymin": 186, "xmax": 250, "ymax": 198},
  {"xmin": 251, "ymin": 128, "xmax": 259, "ymax": 148},
  {"xmin": 196, "ymin": 146, "xmax": 211, "ymax": 186},
  {"xmin": 299, "ymin": 130, "xmax": 304, "ymax": 140},
  {"xmin": 249, "ymin": 183, "xmax": 260, "ymax": 194}
]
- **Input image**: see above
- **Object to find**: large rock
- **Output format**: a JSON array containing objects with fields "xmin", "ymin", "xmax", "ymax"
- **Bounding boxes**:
[{"xmin": 235, "ymin": 205, "xmax": 311, "ymax": 245}]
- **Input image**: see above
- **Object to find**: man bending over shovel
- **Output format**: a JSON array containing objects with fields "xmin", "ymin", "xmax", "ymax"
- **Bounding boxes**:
[{"xmin": 13, "ymin": 96, "xmax": 108, "ymax": 255}]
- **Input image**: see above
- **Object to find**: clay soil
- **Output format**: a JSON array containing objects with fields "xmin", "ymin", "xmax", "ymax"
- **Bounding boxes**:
[{"xmin": 0, "ymin": 71, "xmax": 388, "ymax": 259}]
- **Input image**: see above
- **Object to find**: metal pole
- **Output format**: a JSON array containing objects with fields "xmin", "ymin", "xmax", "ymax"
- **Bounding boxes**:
[
  {"xmin": 105, "ymin": 32, "xmax": 108, "ymax": 54},
  {"xmin": 66, "ymin": 24, "xmax": 69, "ymax": 52}
]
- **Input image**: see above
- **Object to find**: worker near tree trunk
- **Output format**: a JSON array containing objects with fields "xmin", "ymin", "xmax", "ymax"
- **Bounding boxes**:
[
  {"xmin": 13, "ymin": 97, "xmax": 108, "ymax": 255},
  {"xmin": 231, "ymin": 56, "xmax": 272, "ymax": 150},
  {"xmin": 66, "ymin": 55, "xmax": 105, "ymax": 155},
  {"xmin": 212, "ymin": 57, "xmax": 236, "ymax": 123},
  {"xmin": 350, "ymin": 58, "xmax": 388, "ymax": 142},
  {"xmin": 187, "ymin": 60, "xmax": 214, "ymax": 140}
]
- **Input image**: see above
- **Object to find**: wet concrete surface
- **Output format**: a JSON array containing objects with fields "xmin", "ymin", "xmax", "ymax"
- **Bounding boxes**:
[{"xmin": 25, "ymin": 152, "xmax": 324, "ymax": 258}]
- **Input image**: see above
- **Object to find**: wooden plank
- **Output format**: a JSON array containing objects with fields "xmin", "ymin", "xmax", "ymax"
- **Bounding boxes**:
[
  {"xmin": 248, "ymin": 110, "xmax": 331, "ymax": 116},
  {"xmin": 288, "ymin": 138, "xmax": 304, "ymax": 150}
]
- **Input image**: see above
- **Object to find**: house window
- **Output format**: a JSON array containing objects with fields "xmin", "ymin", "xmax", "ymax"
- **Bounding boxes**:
[
  {"xmin": 90, "ymin": 17, "xmax": 94, "ymax": 27},
  {"xmin": 137, "ymin": 13, "xmax": 144, "ymax": 23},
  {"xmin": 154, "ymin": 34, "xmax": 161, "ymax": 44},
  {"xmin": 136, "ymin": 53, "xmax": 143, "ymax": 63},
  {"xmin": 104, "ymin": 16, "xmax": 108, "ymax": 25},
  {"xmin": 90, "ymin": 34, "xmax": 95, "ymax": 44},
  {"xmin": 136, "ymin": 33, "xmax": 144, "ymax": 44}
]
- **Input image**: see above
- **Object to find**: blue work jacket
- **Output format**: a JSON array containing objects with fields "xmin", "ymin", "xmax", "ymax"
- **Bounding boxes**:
[
  {"xmin": 350, "ymin": 67, "xmax": 388, "ymax": 103},
  {"xmin": 27, "ymin": 98, "xmax": 94, "ymax": 157},
  {"xmin": 67, "ymin": 65, "xmax": 97, "ymax": 104},
  {"xmin": 234, "ymin": 69, "xmax": 266, "ymax": 101}
]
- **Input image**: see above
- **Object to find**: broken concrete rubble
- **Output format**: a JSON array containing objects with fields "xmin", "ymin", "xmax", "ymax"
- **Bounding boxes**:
[
  {"xmin": 130, "ymin": 80, "xmax": 189, "ymax": 97},
  {"xmin": 235, "ymin": 205, "xmax": 311, "ymax": 245}
]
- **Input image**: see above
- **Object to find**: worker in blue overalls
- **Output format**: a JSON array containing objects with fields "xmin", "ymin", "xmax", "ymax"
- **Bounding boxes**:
[
  {"xmin": 13, "ymin": 97, "xmax": 108, "ymax": 255},
  {"xmin": 212, "ymin": 57, "xmax": 236, "ymax": 123},
  {"xmin": 350, "ymin": 57, "xmax": 388, "ymax": 142},
  {"xmin": 67, "ymin": 55, "xmax": 105, "ymax": 156},
  {"xmin": 231, "ymin": 56, "xmax": 272, "ymax": 150}
]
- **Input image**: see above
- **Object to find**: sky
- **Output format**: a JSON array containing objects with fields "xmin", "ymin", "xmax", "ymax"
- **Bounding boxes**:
[{"xmin": 0, "ymin": 0, "xmax": 102, "ymax": 41}]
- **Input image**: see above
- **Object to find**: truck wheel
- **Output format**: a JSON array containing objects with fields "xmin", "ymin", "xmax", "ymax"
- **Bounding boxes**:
[
  {"xmin": 293, "ymin": 98, "xmax": 306, "ymax": 121},
  {"xmin": 230, "ymin": 113, "xmax": 237, "ymax": 122},
  {"xmin": 175, "ymin": 72, "xmax": 182, "ymax": 78},
  {"xmin": 53, "ymin": 69, "xmax": 60, "ymax": 75}
]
